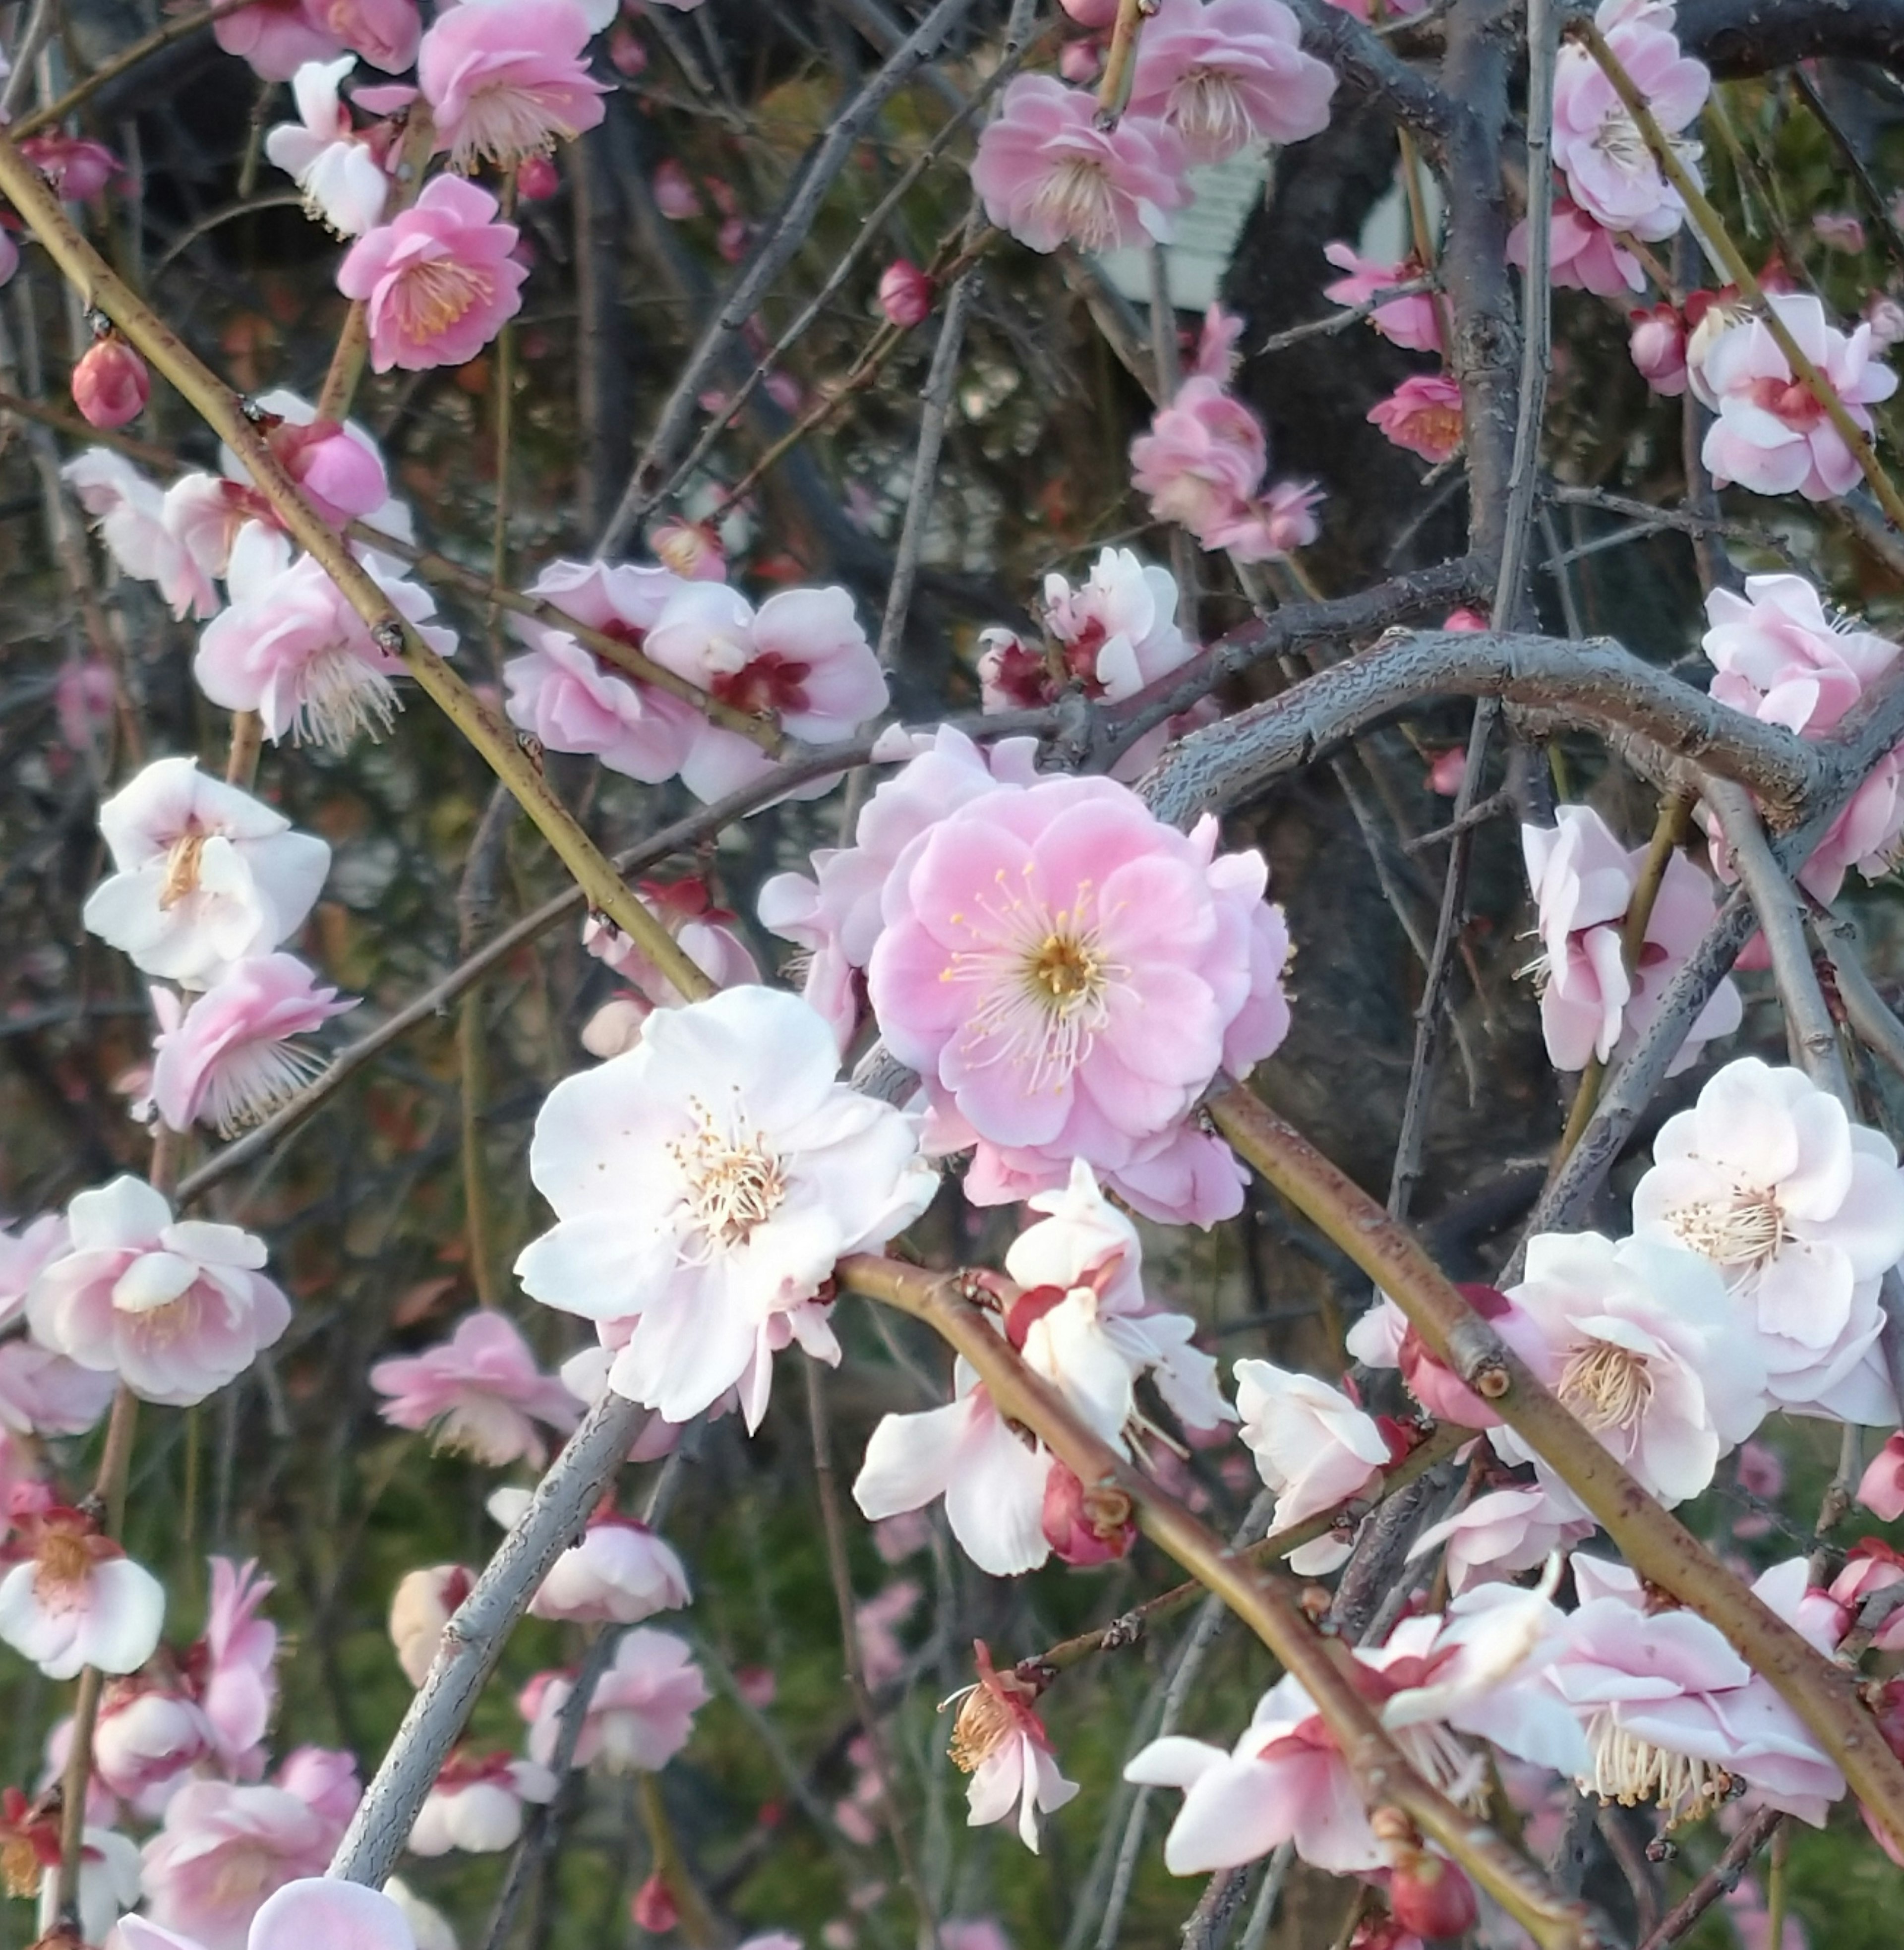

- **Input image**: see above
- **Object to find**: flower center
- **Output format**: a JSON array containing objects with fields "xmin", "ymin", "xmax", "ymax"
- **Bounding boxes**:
[
  {"xmin": 1404, "ymin": 401, "xmax": 1465, "ymax": 454},
  {"xmin": 1557, "ymin": 1339, "xmax": 1653, "ymax": 1433},
  {"xmin": 1029, "ymin": 159, "xmax": 1120, "ymax": 254},
  {"xmin": 945, "ymin": 1666, "xmax": 1041, "ymax": 1772},
  {"xmin": 160, "ymin": 830, "xmax": 209, "ymax": 908},
  {"xmin": 712, "ymin": 651, "xmax": 811, "ymax": 718},
  {"xmin": 393, "ymin": 257, "xmax": 494, "ymax": 342},
  {"xmin": 1667, "ymin": 1185, "xmax": 1787, "ymax": 1272},
  {"xmin": 1173, "ymin": 67, "xmax": 1252, "ymax": 153},
  {"xmin": 672, "ymin": 1105, "xmax": 787, "ymax": 1255},
  {"xmin": 1746, "ymin": 375, "xmax": 1826, "ymax": 430},
  {"xmin": 33, "ymin": 1524, "xmax": 95, "ymax": 1595},
  {"xmin": 1583, "ymin": 1710, "xmax": 1729, "ymax": 1825},
  {"xmin": 290, "ymin": 645, "xmax": 402, "ymax": 751},
  {"xmin": 1028, "ymin": 931, "xmax": 1101, "ymax": 1003}
]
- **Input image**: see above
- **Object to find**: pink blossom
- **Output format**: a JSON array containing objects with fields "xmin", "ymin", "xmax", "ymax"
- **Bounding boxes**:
[
  {"xmin": 1521, "ymin": 804, "xmax": 1742, "ymax": 1073},
  {"xmin": 1552, "ymin": 0, "xmax": 1709, "ymax": 241},
  {"xmin": 419, "ymin": 0, "xmax": 608, "ymax": 172},
  {"xmin": 946, "ymin": 1645, "xmax": 1078, "ymax": 1852},
  {"xmin": 878, "ymin": 259, "xmax": 933, "ymax": 329},
  {"xmin": 1629, "ymin": 301, "xmax": 1688, "ymax": 394},
  {"xmin": 267, "ymin": 414, "xmax": 390, "ymax": 526},
  {"xmin": 1866, "ymin": 292, "xmax": 1904, "ymax": 349},
  {"xmin": 194, "ymin": 1557, "xmax": 280, "ymax": 1777},
  {"xmin": 1060, "ymin": 0, "xmax": 1117, "ymax": 21},
  {"xmin": 650, "ymin": 516, "xmax": 727, "ymax": 581},
  {"xmin": 855, "ymin": 1580, "xmax": 921, "ymax": 1688},
  {"xmin": 1234, "ymin": 1360, "xmax": 1391, "ymax": 1574},
  {"xmin": 0, "ymin": 1214, "xmax": 70, "ymax": 1332},
  {"xmin": 1522, "ymin": 197, "xmax": 1645, "ymax": 295},
  {"xmin": 652, "ymin": 158, "xmax": 703, "ymax": 219},
  {"xmin": 82, "ymin": 757, "xmax": 332, "ymax": 989},
  {"xmin": 1130, "ymin": 375, "xmax": 1266, "ymax": 538},
  {"xmin": 63, "ymin": 450, "xmax": 219, "ymax": 621},
  {"xmin": 370, "ymin": 1309, "xmax": 580, "ymax": 1467},
  {"xmin": 28, "ymin": 1176, "xmax": 291, "ymax": 1409},
  {"xmin": 215, "ymin": 0, "xmax": 346, "ymax": 80},
  {"xmin": 583, "ymin": 877, "xmax": 760, "ymax": 1015},
  {"xmin": 91, "ymin": 1677, "xmax": 215, "ymax": 1818},
  {"xmin": 129, "ymin": 1880, "xmax": 421, "ymax": 1950},
  {"xmin": 139, "ymin": 1799, "xmax": 365, "ymax": 1950},
  {"xmin": 867, "ymin": 772, "xmax": 1290, "ymax": 1191},
  {"xmin": 19, "ymin": 134, "xmax": 121, "ymax": 201},
  {"xmin": 264, "ymin": 57, "xmax": 390, "ymax": 237},
  {"xmin": 1732, "ymin": 1436, "xmax": 1786, "ymax": 1538},
  {"xmin": 1408, "ymin": 1482, "xmax": 1597, "ymax": 1594},
  {"xmin": 36, "ymin": 1820, "xmax": 140, "ymax": 1945},
  {"xmin": 1700, "ymin": 293, "xmax": 1898, "ymax": 500},
  {"xmin": 149, "ymin": 954, "xmax": 354, "ymax": 1136},
  {"xmin": 521, "ymin": 1628, "xmax": 710, "ymax": 1773},
  {"xmin": 73, "ymin": 335, "xmax": 150, "ymax": 429},
  {"xmin": 1368, "ymin": 373, "xmax": 1464, "ymax": 463},
  {"xmin": 1126, "ymin": 0, "xmax": 1334, "ymax": 164},
  {"xmin": 971, "ymin": 75, "xmax": 1190, "ymax": 255},
  {"xmin": 1321, "ymin": 243, "xmax": 1440, "ymax": 352},
  {"xmin": 1205, "ymin": 477, "xmax": 1324, "ymax": 561},
  {"xmin": 1860, "ymin": 1432, "xmax": 1904, "ymax": 1521},
  {"xmin": 224, "ymin": 387, "xmax": 408, "ymax": 542},
  {"xmin": 57, "ymin": 657, "xmax": 119, "ymax": 755},
  {"xmin": 336, "ymin": 175, "xmax": 528, "ymax": 372},
  {"xmin": 389, "ymin": 1564, "xmax": 474, "ymax": 1687},
  {"xmin": 0, "ymin": 1504, "xmax": 164, "ymax": 1680},
  {"xmin": 409, "ymin": 1750, "xmax": 555, "ymax": 1855},
  {"xmin": 0, "ymin": 1340, "xmax": 115, "ymax": 1436},
  {"xmin": 1814, "ymin": 212, "xmax": 1866, "ymax": 253},
  {"xmin": 1829, "ymin": 1539, "xmax": 1904, "ymax": 1652},
  {"xmin": 309, "ymin": 0, "xmax": 422, "ymax": 71},
  {"xmin": 487, "ymin": 1486, "xmax": 691, "ymax": 1622}
]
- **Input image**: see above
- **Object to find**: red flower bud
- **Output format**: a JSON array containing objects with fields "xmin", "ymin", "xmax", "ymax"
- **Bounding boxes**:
[
  {"xmin": 629, "ymin": 1874, "xmax": 678, "ymax": 1933},
  {"xmin": 1041, "ymin": 1461, "xmax": 1135, "ymax": 1566},
  {"xmin": 1388, "ymin": 1849, "xmax": 1478, "ymax": 1942},
  {"xmin": 878, "ymin": 259, "xmax": 934, "ymax": 330},
  {"xmin": 1397, "ymin": 1284, "xmax": 1513, "ymax": 1429},
  {"xmin": 516, "ymin": 155, "xmax": 560, "ymax": 202},
  {"xmin": 71, "ymin": 334, "xmax": 149, "ymax": 428}
]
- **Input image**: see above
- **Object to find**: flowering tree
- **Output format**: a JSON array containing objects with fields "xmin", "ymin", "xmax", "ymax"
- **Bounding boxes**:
[{"xmin": 12, "ymin": 0, "xmax": 1904, "ymax": 1946}]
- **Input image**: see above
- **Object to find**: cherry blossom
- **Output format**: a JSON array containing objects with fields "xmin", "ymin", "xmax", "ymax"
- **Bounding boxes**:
[
  {"xmin": 945, "ymin": 1644, "xmax": 1078, "ymax": 1852},
  {"xmin": 487, "ymin": 1486, "xmax": 692, "ymax": 1622},
  {"xmin": 1368, "ymin": 374, "xmax": 1464, "ymax": 463},
  {"xmin": 516, "ymin": 986, "xmax": 936, "ymax": 1430},
  {"xmin": 1631, "ymin": 1057, "xmax": 1904, "ymax": 1418},
  {"xmin": 28, "ymin": 1176, "xmax": 291, "ymax": 1408},
  {"xmin": 1233, "ymin": 1360, "xmax": 1394, "ymax": 1573},
  {"xmin": 336, "ymin": 175, "xmax": 528, "ymax": 372},
  {"xmin": 369, "ymin": 1310, "xmax": 580, "ymax": 1466},
  {"xmin": 521, "ymin": 1628, "xmax": 709, "ymax": 1773},
  {"xmin": 388, "ymin": 1563, "xmax": 474, "ymax": 1687},
  {"xmin": 1496, "ymin": 1231, "xmax": 1767, "ymax": 1504},
  {"xmin": 407, "ymin": 1750, "xmax": 555, "ymax": 1855},
  {"xmin": 1320, "ymin": 243, "xmax": 1440, "ymax": 352},
  {"xmin": 1700, "ymin": 294, "xmax": 1897, "ymax": 501},
  {"xmin": 63, "ymin": 450, "xmax": 220, "ymax": 621},
  {"xmin": 148, "ymin": 954, "xmax": 355, "ymax": 1135},
  {"xmin": 417, "ymin": 0, "xmax": 608, "ymax": 173},
  {"xmin": 970, "ymin": 76, "xmax": 1190, "ymax": 255},
  {"xmin": 0, "ymin": 1504, "xmax": 164, "ymax": 1679},
  {"xmin": 1125, "ymin": 0, "xmax": 1335, "ymax": 164},
  {"xmin": 82, "ymin": 758, "xmax": 332, "ymax": 989},
  {"xmin": 264, "ymin": 57, "xmax": 390, "ymax": 236}
]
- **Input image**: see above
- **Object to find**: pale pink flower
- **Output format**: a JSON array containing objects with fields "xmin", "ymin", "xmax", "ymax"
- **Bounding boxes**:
[
  {"xmin": 1130, "ymin": 375, "xmax": 1266, "ymax": 538},
  {"xmin": 1703, "ymin": 573, "xmax": 1898, "ymax": 736},
  {"xmin": 653, "ymin": 158, "xmax": 703, "ymax": 219},
  {"xmin": 878, "ymin": 259, "xmax": 933, "ymax": 328},
  {"xmin": 318, "ymin": 0, "xmax": 424, "ymax": 72},
  {"xmin": 1701, "ymin": 293, "xmax": 1898, "ymax": 500},
  {"xmin": 0, "ymin": 1504, "xmax": 164, "ymax": 1679},
  {"xmin": 1509, "ymin": 196, "xmax": 1644, "ymax": 296},
  {"xmin": 855, "ymin": 1580, "xmax": 921, "ymax": 1689},
  {"xmin": 486, "ymin": 1485, "xmax": 691, "ymax": 1622},
  {"xmin": 521, "ymin": 1628, "xmax": 709, "ymax": 1773},
  {"xmin": 1866, "ymin": 292, "xmax": 1904, "ymax": 348},
  {"xmin": 1233, "ymin": 1360, "xmax": 1391, "ymax": 1573},
  {"xmin": 1060, "ymin": 0, "xmax": 1117, "ymax": 20},
  {"xmin": 1368, "ymin": 373, "xmax": 1464, "ymax": 463},
  {"xmin": 135, "ymin": 1850, "xmax": 389, "ymax": 1950},
  {"xmin": 1520, "ymin": 804, "xmax": 1742, "ymax": 1073},
  {"xmin": 215, "ymin": 0, "xmax": 346, "ymax": 82},
  {"xmin": 381, "ymin": 1878, "xmax": 453, "ymax": 1950},
  {"xmin": 1204, "ymin": 476, "xmax": 1324, "ymax": 561},
  {"xmin": 166, "ymin": 475, "xmax": 268, "ymax": 592},
  {"xmin": 28, "ymin": 1176, "xmax": 291, "ymax": 1409},
  {"xmin": 40, "ymin": 1821, "xmax": 140, "ymax": 1945},
  {"xmin": 583, "ymin": 876, "xmax": 761, "ymax": 1015},
  {"xmin": 408, "ymin": 1750, "xmax": 555, "ymax": 1856},
  {"xmin": 418, "ymin": 0, "xmax": 608, "ymax": 172},
  {"xmin": 0, "ymin": 1213, "xmax": 69, "ymax": 1331},
  {"xmin": 941, "ymin": 1645, "xmax": 1078, "ymax": 1853},
  {"xmin": 1497, "ymin": 1231, "xmax": 1767, "ymax": 1505},
  {"xmin": 971, "ymin": 75, "xmax": 1190, "ymax": 255},
  {"xmin": 1126, "ymin": 0, "xmax": 1334, "ymax": 163},
  {"xmin": 867, "ymin": 772, "xmax": 1290, "ymax": 1189},
  {"xmin": 20, "ymin": 134, "xmax": 121, "ymax": 201},
  {"xmin": 651, "ymin": 516, "xmax": 727, "ymax": 581},
  {"xmin": 91, "ymin": 1677, "xmax": 216, "ymax": 1818},
  {"xmin": 1829, "ymin": 1539, "xmax": 1904, "ymax": 1652},
  {"xmin": 223, "ymin": 388, "xmax": 407, "ymax": 541},
  {"xmin": 63, "ymin": 450, "xmax": 219, "ymax": 621},
  {"xmin": 1322, "ymin": 243, "xmax": 1440, "ymax": 352},
  {"xmin": 643, "ymin": 582, "xmax": 891, "ymax": 801},
  {"xmin": 82, "ymin": 758, "xmax": 332, "ymax": 990},
  {"xmin": 0, "ymin": 1339, "xmax": 115, "ymax": 1437},
  {"xmin": 57, "ymin": 656, "xmax": 119, "ymax": 755},
  {"xmin": 369, "ymin": 1309, "xmax": 579, "ymax": 1467},
  {"xmin": 194, "ymin": 1557, "xmax": 280, "ymax": 1777},
  {"xmin": 1552, "ymin": 0, "xmax": 1708, "ymax": 241},
  {"xmin": 1024, "ymin": 546, "xmax": 1197, "ymax": 749},
  {"xmin": 148, "ymin": 954, "xmax": 354, "ymax": 1136},
  {"xmin": 517, "ymin": 987, "xmax": 935, "ymax": 1430},
  {"xmin": 272, "ymin": 1745, "xmax": 361, "ymax": 1841},
  {"xmin": 1408, "ymin": 1481, "xmax": 1597, "ymax": 1594},
  {"xmin": 336, "ymin": 175, "xmax": 527, "ymax": 372},
  {"xmin": 264, "ymin": 57, "xmax": 389, "ymax": 236},
  {"xmin": 1629, "ymin": 300, "xmax": 1688, "ymax": 394},
  {"xmin": 266, "ymin": 416, "xmax": 391, "ymax": 529},
  {"xmin": 1860, "ymin": 1431, "xmax": 1904, "ymax": 1521},
  {"xmin": 940, "ymin": 1924, "xmax": 1012, "ymax": 1950},
  {"xmin": 389, "ymin": 1564, "xmax": 474, "ymax": 1687}
]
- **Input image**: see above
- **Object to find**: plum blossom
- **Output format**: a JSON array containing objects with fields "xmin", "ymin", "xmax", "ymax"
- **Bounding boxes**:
[
  {"xmin": 381, "ymin": 1880, "xmax": 454, "ymax": 1950},
  {"xmin": 521, "ymin": 1628, "xmax": 709, "ymax": 1773},
  {"xmin": 1496, "ymin": 1232, "xmax": 1767, "ymax": 1504},
  {"xmin": 0, "ymin": 1214, "xmax": 69, "ymax": 1331},
  {"xmin": 148, "ymin": 954, "xmax": 354, "ymax": 1136},
  {"xmin": 214, "ymin": 0, "xmax": 347, "ymax": 81},
  {"xmin": 336, "ymin": 176, "xmax": 528, "ymax": 372},
  {"xmin": 63, "ymin": 450, "xmax": 219, "ymax": 621},
  {"xmin": 1125, "ymin": 0, "xmax": 1334, "ymax": 164},
  {"xmin": 1520, "ymin": 804, "xmax": 1742, "ymax": 1073},
  {"xmin": 971, "ymin": 75, "xmax": 1190, "ymax": 254},
  {"xmin": 264, "ymin": 58, "xmax": 389, "ymax": 236},
  {"xmin": 222, "ymin": 388, "xmax": 405, "ymax": 539},
  {"xmin": 1127, "ymin": 1574, "xmax": 1587, "ymax": 1873},
  {"xmin": 1321, "ymin": 243, "xmax": 1440, "ymax": 352},
  {"xmin": 0, "ymin": 1340, "xmax": 115, "ymax": 1436},
  {"xmin": 408, "ymin": 1751, "xmax": 556, "ymax": 1855},
  {"xmin": 194, "ymin": 1557, "xmax": 280, "ymax": 1777},
  {"xmin": 866, "ymin": 771, "xmax": 1291, "ymax": 1220},
  {"xmin": 1860, "ymin": 1432, "xmax": 1904, "ymax": 1521},
  {"xmin": 642, "ymin": 582, "xmax": 890, "ymax": 801},
  {"xmin": 1408, "ymin": 1481, "xmax": 1597, "ymax": 1595},
  {"xmin": 1509, "ymin": 195, "xmax": 1643, "ymax": 296},
  {"xmin": 583, "ymin": 877, "xmax": 761, "ymax": 1019},
  {"xmin": 82, "ymin": 758, "xmax": 332, "ymax": 990},
  {"xmin": 878, "ymin": 259, "xmax": 933, "ymax": 328},
  {"xmin": 1130, "ymin": 375, "xmax": 1266, "ymax": 540},
  {"xmin": 1700, "ymin": 294, "xmax": 1897, "ymax": 501},
  {"xmin": 1233, "ymin": 1360, "xmax": 1394, "ymax": 1574},
  {"xmin": 127, "ymin": 1874, "xmax": 415, "ymax": 1950},
  {"xmin": 73, "ymin": 335, "xmax": 149, "ymax": 429},
  {"xmin": 1702, "ymin": 573, "xmax": 1899, "ymax": 735},
  {"xmin": 36, "ymin": 1819, "xmax": 140, "ymax": 1946},
  {"xmin": 487, "ymin": 1486, "xmax": 691, "ymax": 1622},
  {"xmin": 90, "ymin": 1677, "xmax": 216, "ymax": 1818},
  {"xmin": 389, "ymin": 1564, "xmax": 474, "ymax": 1687},
  {"xmin": 516, "ymin": 986, "xmax": 936, "ymax": 1430},
  {"xmin": 195, "ymin": 526, "xmax": 455, "ymax": 750},
  {"xmin": 1368, "ymin": 374, "xmax": 1464, "ymax": 463},
  {"xmin": 417, "ymin": 0, "xmax": 608, "ymax": 173},
  {"xmin": 28, "ymin": 1177, "xmax": 291, "ymax": 1409},
  {"xmin": 20, "ymin": 134, "xmax": 119, "ymax": 201},
  {"xmin": 1551, "ymin": 0, "xmax": 1709, "ymax": 241},
  {"xmin": 1630, "ymin": 301, "xmax": 1688, "ymax": 393},
  {"xmin": 1632, "ymin": 1058, "xmax": 1904, "ymax": 1419},
  {"xmin": 1829, "ymin": 1540, "xmax": 1904, "ymax": 1653},
  {"xmin": 369, "ymin": 1310, "xmax": 580, "ymax": 1467},
  {"xmin": 0, "ymin": 1504, "xmax": 164, "ymax": 1679},
  {"xmin": 946, "ymin": 1644, "xmax": 1078, "ymax": 1851}
]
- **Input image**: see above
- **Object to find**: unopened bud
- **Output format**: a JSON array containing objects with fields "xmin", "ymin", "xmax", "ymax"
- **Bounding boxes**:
[
  {"xmin": 1387, "ymin": 1848, "xmax": 1478, "ymax": 1943},
  {"xmin": 517, "ymin": 155, "xmax": 560, "ymax": 202},
  {"xmin": 71, "ymin": 332, "xmax": 149, "ymax": 428},
  {"xmin": 877, "ymin": 259, "xmax": 934, "ymax": 330},
  {"xmin": 630, "ymin": 1873, "xmax": 678, "ymax": 1933}
]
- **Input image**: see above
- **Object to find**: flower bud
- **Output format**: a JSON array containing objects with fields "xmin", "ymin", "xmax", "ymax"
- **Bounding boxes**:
[
  {"xmin": 1041, "ymin": 1461, "xmax": 1135, "ymax": 1566},
  {"xmin": 1627, "ymin": 301, "xmax": 1687, "ymax": 397},
  {"xmin": 72, "ymin": 334, "xmax": 149, "ymax": 428},
  {"xmin": 878, "ymin": 259, "xmax": 934, "ymax": 330},
  {"xmin": 1396, "ymin": 1283, "xmax": 1513, "ymax": 1429},
  {"xmin": 516, "ymin": 155, "xmax": 560, "ymax": 202},
  {"xmin": 651, "ymin": 517, "xmax": 726, "ymax": 582},
  {"xmin": 389, "ymin": 1564, "xmax": 475, "ymax": 1687},
  {"xmin": 630, "ymin": 1874, "xmax": 678, "ymax": 1933},
  {"xmin": 1387, "ymin": 1848, "xmax": 1478, "ymax": 1942}
]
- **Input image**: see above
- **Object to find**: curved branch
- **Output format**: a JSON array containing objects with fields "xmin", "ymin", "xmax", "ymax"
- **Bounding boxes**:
[
  {"xmin": 1280, "ymin": 0, "xmax": 1457, "ymax": 141},
  {"xmin": 1680, "ymin": 0, "xmax": 1904, "ymax": 78}
]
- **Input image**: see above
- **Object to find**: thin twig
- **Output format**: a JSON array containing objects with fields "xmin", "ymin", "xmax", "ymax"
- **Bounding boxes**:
[{"xmin": 1634, "ymin": 1806, "xmax": 1782, "ymax": 1950}]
